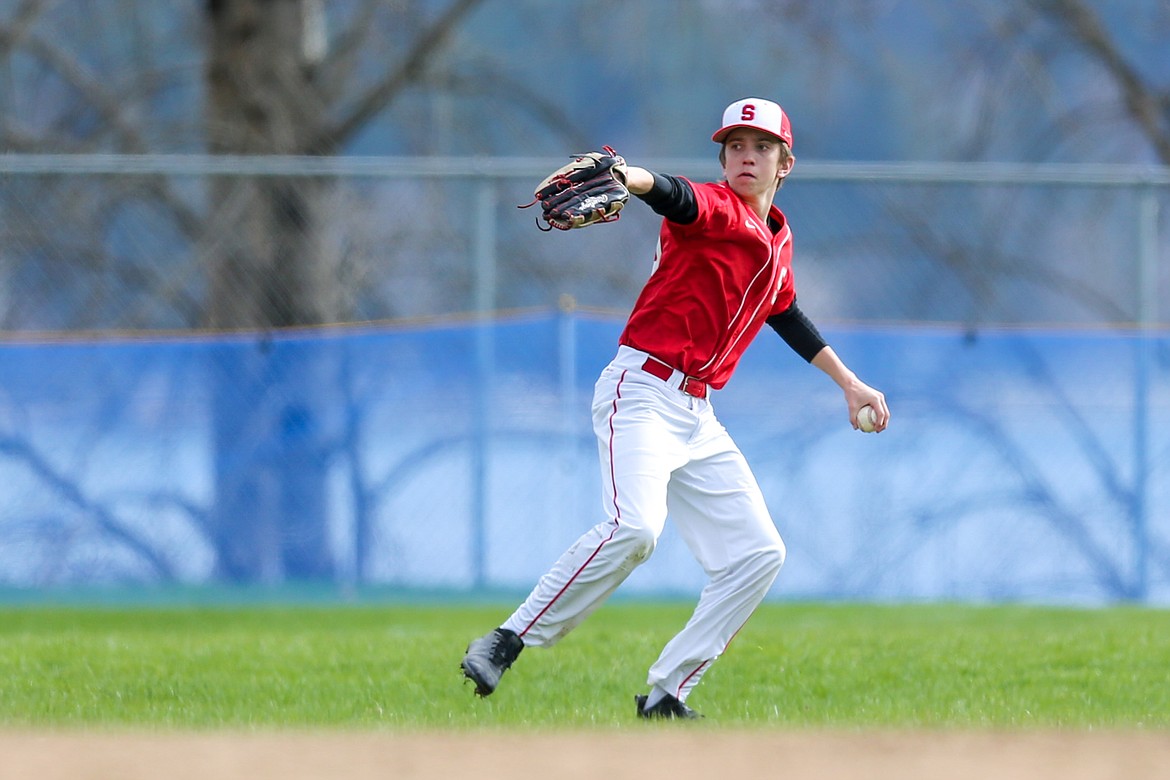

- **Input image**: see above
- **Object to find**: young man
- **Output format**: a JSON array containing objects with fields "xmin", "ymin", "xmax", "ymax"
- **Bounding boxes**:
[{"xmin": 461, "ymin": 97, "xmax": 889, "ymax": 719}]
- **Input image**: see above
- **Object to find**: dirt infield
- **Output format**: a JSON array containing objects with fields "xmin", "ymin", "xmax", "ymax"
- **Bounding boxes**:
[{"xmin": 2, "ymin": 730, "xmax": 1167, "ymax": 780}]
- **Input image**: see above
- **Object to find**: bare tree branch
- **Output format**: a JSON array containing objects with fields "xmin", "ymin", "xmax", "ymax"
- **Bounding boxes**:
[
  {"xmin": 888, "ymin": 191, "xmax": 1132, "ymax": 323},
  {"xmin": 446, "ymin": 68, "xmax": 594, "ymax": 150},
  {"xmin": 316, "ymin": 0, "xmax": 379, "ymax": 97},
  {"xmin": 313, "ymin": 0, "xmax": 486, "ymax": 153},
  {"xmin": 4, "ymin": 32, "xmax": 150, "ymax": 151},
  {"xmin": 1030, "ymin": 0, "xmax": 1170, "ymax": 163},
  {"xmin": 0, "ymin": 0, "xmax": 52, "ymax": 52}
]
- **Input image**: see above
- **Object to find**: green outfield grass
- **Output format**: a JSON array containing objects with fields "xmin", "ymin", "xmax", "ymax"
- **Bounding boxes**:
[{"xmin": 0, "ymin": 601, "xmax": 1168, "ymax": 729}]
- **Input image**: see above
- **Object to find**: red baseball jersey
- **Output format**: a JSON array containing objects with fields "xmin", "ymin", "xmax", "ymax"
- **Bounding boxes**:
[{"xmin": 619, "ymin": 179, "xmax": 795, "ymax": 390}]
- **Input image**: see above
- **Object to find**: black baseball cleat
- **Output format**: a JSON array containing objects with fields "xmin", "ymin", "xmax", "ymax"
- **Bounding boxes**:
[
  {"xmin": 635, "ymin": 692, "xmax": 702, "ymax": 720},
  {"xmin": 461, "ymin": 627, "xmax": 524, "ymax": 697}
]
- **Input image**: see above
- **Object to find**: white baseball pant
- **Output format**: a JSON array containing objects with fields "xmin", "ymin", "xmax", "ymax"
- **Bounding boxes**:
[{"xmin": 502, "ymin": 345, "xmax": 786, "ymax": 702}]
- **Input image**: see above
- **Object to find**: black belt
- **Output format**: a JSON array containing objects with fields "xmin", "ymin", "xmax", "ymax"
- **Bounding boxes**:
[{"xmin": 641, "ymin": 356, "xmax": 708, "ymax": 399}]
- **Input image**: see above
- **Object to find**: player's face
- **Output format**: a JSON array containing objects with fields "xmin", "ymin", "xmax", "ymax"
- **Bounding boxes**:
[{"xmin": 722, "ymin": 129, "xmax": 793, "ymax": 199}]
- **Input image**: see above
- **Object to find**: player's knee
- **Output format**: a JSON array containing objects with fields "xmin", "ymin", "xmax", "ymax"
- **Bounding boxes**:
[
  {"xmin": 766, "ymin": 538, "xmax": 786, "ymax": 574},
  {"xmin": 751, "ymin": 540, "xmax": 786, "ymax": 582},
  {"xmin": 613, "ymin": 523, "xmax": 657, "ymax": 568}
]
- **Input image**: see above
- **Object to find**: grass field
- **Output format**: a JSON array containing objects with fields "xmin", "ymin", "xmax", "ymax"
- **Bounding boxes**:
[{"xmin": 1, "ymin": 600, "xmax": 1169, "ymax": 729}]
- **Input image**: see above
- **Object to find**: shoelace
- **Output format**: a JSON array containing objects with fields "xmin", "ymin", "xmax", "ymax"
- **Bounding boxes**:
[{"xmin": 486, "ymin": 631, "xmax": 517, "ymax": 668}]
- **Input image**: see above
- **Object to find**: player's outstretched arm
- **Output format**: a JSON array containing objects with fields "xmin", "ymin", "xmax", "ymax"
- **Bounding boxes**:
[
  {"xmin": 810, "ymin": 346, "xmax": 890, "ymax": 432},
  {"xmin": 624, "ymin": 166, "xmax": 656, "ymax": 196}
]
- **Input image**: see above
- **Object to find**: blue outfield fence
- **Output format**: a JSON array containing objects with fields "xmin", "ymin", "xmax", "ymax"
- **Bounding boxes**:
[{"xmin": 0, "ymin": 310, "xmax": 1167, "ymax": 605}]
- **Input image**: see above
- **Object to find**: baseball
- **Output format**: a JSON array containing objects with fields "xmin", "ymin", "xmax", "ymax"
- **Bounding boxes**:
[{"xmin": 857, "ymin": 405, "xmax": 877, "ymax": 433}]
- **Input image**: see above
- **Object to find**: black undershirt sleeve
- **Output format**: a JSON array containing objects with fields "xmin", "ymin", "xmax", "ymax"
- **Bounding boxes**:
[
  {"xmin": 767, "ymin": 300, "xmax": 828, "ymax": 363},
  {"xmin": 634, "ymin": 172, "xmax": 699, "ymax": 224}
]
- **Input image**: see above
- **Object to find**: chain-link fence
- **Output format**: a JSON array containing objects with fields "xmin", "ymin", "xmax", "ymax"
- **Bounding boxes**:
[
  {"xmin": 1, "ymin": 155, "xmax": 1165, "ymax": 329},
  {"xmin": 0, "ymin": 156, "xmax": 1166, "ymax": 604}
]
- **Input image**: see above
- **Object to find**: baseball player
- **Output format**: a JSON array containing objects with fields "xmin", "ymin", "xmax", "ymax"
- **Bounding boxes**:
[{"xmin": 462, "ymin": 97, "xmax": 889, "ymax": 719}]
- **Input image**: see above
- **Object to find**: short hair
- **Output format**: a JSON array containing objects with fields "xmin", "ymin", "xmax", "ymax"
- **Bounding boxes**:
[{"xmin": 719, "ymin": 138, "xmax": 793, "ymax": 168}]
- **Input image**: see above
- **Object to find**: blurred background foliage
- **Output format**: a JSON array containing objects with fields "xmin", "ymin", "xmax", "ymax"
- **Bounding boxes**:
[
  {"xmin": 0, "ymin": 0, "xmax": 1166, "ymax": 331},
  {"xmin": 0, "ymin": 1, "xmax": 1166, "ymax": 592}
]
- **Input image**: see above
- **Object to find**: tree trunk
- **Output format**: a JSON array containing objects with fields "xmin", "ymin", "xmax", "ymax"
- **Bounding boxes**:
[{"xmin": 202, "ymin": 0, "xmax": 339, "ymax": 582}]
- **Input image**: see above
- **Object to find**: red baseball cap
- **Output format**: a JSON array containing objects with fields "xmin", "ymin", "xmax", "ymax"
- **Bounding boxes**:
[{"xmin": 711, "ymin": 97, "xmax": 793, "ymax": 148}]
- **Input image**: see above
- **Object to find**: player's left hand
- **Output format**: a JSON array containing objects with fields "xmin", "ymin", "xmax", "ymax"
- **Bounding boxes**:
[{"xmin": 847, "ymin": 383, "xmax": 889, "ymax": 432}]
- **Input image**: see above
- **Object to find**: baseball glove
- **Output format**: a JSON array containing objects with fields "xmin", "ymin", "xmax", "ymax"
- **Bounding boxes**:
[{"xmin": 520, "ymin": 146, "xmax": 629, "ymax": 231}]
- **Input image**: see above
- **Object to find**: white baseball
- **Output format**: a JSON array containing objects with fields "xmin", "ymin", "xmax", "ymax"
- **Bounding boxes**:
[{"xmin": 857, "ymin": 405, "xmax": 877, "ymax": 433}]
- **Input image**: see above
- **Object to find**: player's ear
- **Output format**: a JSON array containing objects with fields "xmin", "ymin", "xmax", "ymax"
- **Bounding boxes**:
[{"xmin": 777, "ymin": 153, "xmax": 795, "ymax": 180}]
